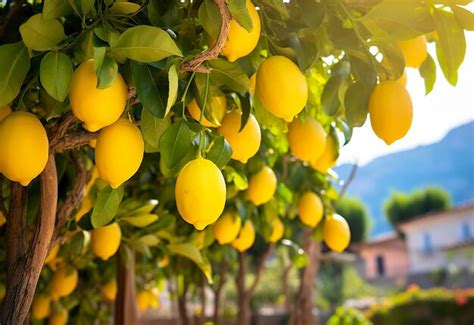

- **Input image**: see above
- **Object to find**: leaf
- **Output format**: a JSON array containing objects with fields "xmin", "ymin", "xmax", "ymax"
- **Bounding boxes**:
[
  {"xmin": 112, "ymin": 26, "xmax": 182, "ymax": 63},
  {"xmin": 91, "ymin": 186, "xmax": 124, "ymax": 228},
  {"xmin": 239, "ymin": 93, "xmax": 251, "ymax": 132},
  {"xmin": 140, "ymin": 109, "xmax": 170, "ymax": 149},
  {"xmin": 40, "ymin": 52, "xmax": 73, "ymax": 102},
  {"xmin": 344, "ymin": 82, "xmax": 370, "ymax": 127},
  {"xmin": 321, "ymin": 76, "xmax": 344, "ymax": 116},
  {"xmin": 224, "ymin": 166, "xmax": 248, "ymax": 190},
  {"xmin": 131, "ymin": 61, "xmax": 166, "ymax": 118},
  {"xmin": 198, "ymin": 0, "xmax": 221, "ymax": 39},
  {"xmin": 73, "ymin": 30, "xmax": 94, "ymax": 63},
  {"xmin": 43, "ymin": 0, "xmax": 73, "ymax": 19},
  {"xmin": 209, "ymin": 59, "xmax": 250, "ymax": 93},
  {"xmin": 451, "ymin": 5, "xmax": 474, "ymax": 31},
  {"xmin": 0, "ymin": 42, "xmax": 30, "ymax": 107},
  {"xmin": 419, "ymin": 54, "xmax": 436, "ymax": 95},
  {"xmin": 122, "ymin": 214, "xmax": 159, "ymax": 228},
  {"xmin": 166, "ymin": 65, "xmax": 179, "ymax": 116},
  {"xmin": 168, "ymin": 243, "xmax": 213, "ymax": 283},
  {"xmin": 139, "ymin": 234, "xmax": 160, "ymax": 246},
  {"xmin": 159, "ymin": 120, "xmax": 193, "ymax": 169},
  {"xmin": 20, "ymin": 14, "xmax": 65, "ymax": 51},
  {"xmin": 68, "ymin": 0, "xmax": 95, "ymax": 16},
  {"xmin": 109, "ymin": 2, "xmax": 141, "ymax": 14},
  {"xmin": 96, "ymin": 54, "xmax": 118, "ymax": 89},
  {"xmin": 206, "ymin": 136, "xmax": 232, "ymax": 169},
  {"xmin": 434, "ymin": 9, "xmax": 466, "ymax": 86},
  {"xmin": 298, "ymin": 0, "xmax": 325, "ymax": 29},
  {"xmin": 228, "ymin": 0, "xmax": 253, "ymax": 32}
]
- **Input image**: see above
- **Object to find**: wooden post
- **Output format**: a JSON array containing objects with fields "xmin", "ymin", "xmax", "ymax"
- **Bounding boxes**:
[{"xmin": 115, "ymin": 247, "xmax": 137, "ymax": 325}]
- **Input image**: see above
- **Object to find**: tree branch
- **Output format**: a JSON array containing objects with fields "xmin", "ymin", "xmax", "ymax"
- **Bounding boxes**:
[
  {"xmin": 246, "ymin": 244, "xmax": 273, "ymax": 297},
  {"xmin": 339, "ymin": 163, "xmax": 358, "ymax": 198},
  {"xmin": 179, "ymin": 0, "xmax": 232, "ymax": 73},
  {"xmin": 52, "ymin": 131, "xmax": 97, "ymax": 152}
]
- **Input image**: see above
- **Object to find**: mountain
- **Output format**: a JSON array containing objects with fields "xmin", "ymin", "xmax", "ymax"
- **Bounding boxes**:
[{"xmin": 335, "ymin": 121, "xmax": 474, "ymax": 237}]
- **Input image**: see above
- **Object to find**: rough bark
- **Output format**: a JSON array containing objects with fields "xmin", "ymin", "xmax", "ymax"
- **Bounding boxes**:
[
  {"xmin": 213, "ymin": 259, "xmax": 228, "ymax": 325},
  {"xmin": 115, "ymin": 247, "xmax": 137, "ymax": 325}
]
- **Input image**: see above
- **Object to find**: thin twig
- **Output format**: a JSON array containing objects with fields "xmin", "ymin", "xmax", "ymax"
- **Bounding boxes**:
[
  {"xmin": 339, "ymin": 163, "xmax": 358, "ymax": 198},
  {"xmin": 246, "ymin": 244, "xmax": 274, "ymax": 296},
  {"xmin": 53, "ymin": 132, "xmax": 97, "ymax": 152}
]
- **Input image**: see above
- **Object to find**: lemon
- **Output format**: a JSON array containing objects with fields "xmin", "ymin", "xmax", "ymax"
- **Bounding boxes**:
[
  {"xmin": 397, "ymin": 69, "xmax": 407, "ymax": 87},
  {"xmin": 246, "ymin": 166, "xmax": 277, "ymax": 206},
  {"xmin": 256, "ymin": 56, "xmax": 308, "ymax": 122},
  {"xmin": 49, "ymin": 308, "xmax": 68, "ymax": 325},
  {"xmin": 298, "ymin": 192, "xmax": 324, "ymax": 228},
  {"xmin": 51, "ymin": 266, "xmax": 78, "ymax": 299},
  {"xmin": 175, "ymin": 157, "xmax": 226, "ymax": 230},
  {"xmin": 0, "ymin": 112, "xmax": 49, "ymax": 186},
  {"xmin": 288, "ymin": 116, "xmax": 327, "ymax": 163},
  {"xmin": 157, "ymin": 255, "xmax": 169, "ymax": 267},
  {"xmin": 218, "ymin": 111, "xmax": 261, "ymax": 163},
  {"xmin": 95, "ymin": 118, "xmax": 144, "ymax": 188},
  {"xmin": 187, "ymin": 95, "xmax": 227, "ymax": 127},
  {"xmin": 69, "ymin": 59, "xmax": 128, "ymax": 132},
  {"xmin": 101, "ymin": 280, "xmax": 117, "ymax": 301},
  {"xmin": 220, "ymin": 0, "xmax": 261, "ymax": 62},
  {"xmin": 311, "ymin": 133, "xmax": 338, "ymax": 173},
  {"xmin": 0, "ymin": 283, "xmax": 5, "ymax": 300},
  {"xmin": 45, "ymin": 244, "xmax": 60, "ymax": 265},
  {"xmin": 0, "ymin": 105, "xmax": 11, "ymax": 121},
  {"xmin": 398, "ymin": 35, "xmax": 428, "ymax": 68},
  {"xmin": 269, "ymin": 218, "xmax": 284, "ymax": 243},
  {"xmin": 74, "ymin": 195, "xmax": 92, "ymax": 221},
  {"xmin": 213, "ymin": 211, "xmax": 242, "ymax": 244},
  {"xmin": 232, "ymin": 219, "xmax": 255, "ymax": 252},
  {"xmin": 31, "ymin": 294, "xmax": 51, "ymax": 320},
  {"xmin": 323, "ymin": 214, "xmax": 351, "ymax": 253},
  {"xmin": 137, "ymin": 291, "xmax": 150, "ymax": 311},
  {"xmin": 369, "ymin": 81, "xmax": 413, "ymax": 145},
  {"xmin": 91, "ymin": 222, "xmax": 122, "ymax": 260}
]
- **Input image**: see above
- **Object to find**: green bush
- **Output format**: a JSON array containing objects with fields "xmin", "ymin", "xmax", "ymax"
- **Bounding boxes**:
[{"xmin": 327, "ymin": 307, "xmax": 372, "ymax": 325}]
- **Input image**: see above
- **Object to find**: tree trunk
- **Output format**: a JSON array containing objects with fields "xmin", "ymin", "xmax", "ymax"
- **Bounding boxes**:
[
  {"xmin": 115, "ymin": 247, "xmax": 137, "ymax": 325},
  {"xmin": 292, "ymin": 231, "xmax": 321, "ymax": 325},
  {"xmin": 177, "ymin": 287, "xmax": 189, "ymax": 325},
  {"xmin": 282, "ymin": 264, "xmax": 292, "ymax": 313},
  {"xmin": 1, "ymin": 155, "xmax": 58, "ymax": 325},
  {"xmin": 237, "ymin": 252, "xmax": 250, "ymax": 325},
  {"xmin": 213, "ymin": 259, "xmax": 227, "ymax": 325}
]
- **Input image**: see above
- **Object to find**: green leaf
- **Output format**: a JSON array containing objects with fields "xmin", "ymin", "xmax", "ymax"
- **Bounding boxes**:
[
  {"xmin": 68, "ymin": 0, "xmax": 95, "ymax": 16},
  {"xmin": 139, "ymin": 234, "xmax": 160, "ymax": 246},
  {"xmin": 224, "ymin": 166, "xmax": 248, "ymax": 190},
  {"xmin": 112, "ymin": 26, "xmax": 182, "ymax": 63},
  {"xmin": 166, "ymin": 65, "xmax": 179, "ymax": 116},
  {"xmin": 419, "ymin": 54, "xmax": 436, "ymax": 95},
  {"xmin": 43, "ymin": 0, "xmax": 73, "ymax": 19},
  {"xmin": 198, "ymin": 0, "xmax": 221, "ymax": 39},
  {"xmin": 239, "ymin": 93, "xmax": 251, "ymax": 132},
  {"xmin": 434, "ymin": 9, "xmax": 466, "ymax": 85},
  {"xmin": 344, "ymin": 82, "xmax": 370, "ymax": 127},
  {"xmin": 451, "ymin": 5, "xmax": 474, "ymax": 31},
  {"xmin": 228, "ymin": 0, "xmax": 253, "ymax": 32},
  {"xmin": 91, "ymin": 186, "xmax": 124, "ymax": 228},
  {"xmin": 20, "ymin": 14, "xmax": 65, "ymax": 51},
  {"xmin": 0, "ymin": 42, "xmax": 30, "ymax": 106},
  {"xmin": 159, "ymin": 120, "xmax": 193, "ymax": 169},
  {"xmin": 73, "ymin": 30, "xmax": 94, "ymax": 63},
  {"xmin": 209, "ymin": 59, "xmax": 250, "ymax": 93},
  {"xmin": 122, "ymin": 214, "xmax": 159, "ymax": 228},
  {"xmin": 206, "ymin": 136, "xmax": 232, "ymax": 169},
  {"xmin": 298, "ymin": 0, "xmax": 325, "ymax": 29},
  {"xmin": 40, "ymin": 52, "xmax": 73, "ymax": 102},
  {"xmin": 131, "ymin": 61, "xmax": 166, "ymax": 118},
  {"xmin": 167, "ymin": 243, "xmax": 213, "ymax": 283},
  {"xmin": 140, "ymin": 109, "xmax": 170, "ymax": 149},
  {"xmin": 321, "ymin": 76, "xmax": 344, "ymax": 116},
  {"xmin": 109, "ymin": 2, "xmax": 141, "ymax": 14},
  {"xmin": 96, "ymin": 54, "xmax": 118, "ymax": 89}
]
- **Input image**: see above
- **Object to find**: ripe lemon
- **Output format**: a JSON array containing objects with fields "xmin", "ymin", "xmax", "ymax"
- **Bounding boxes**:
[
  {"xmin": 69, "ymin": 59, "xmax": 128, "ymax": 132},
  {"xmin": 49, "ymin": 308, "xmax": 68, "ymax": 325},
  {"xmin": 218, "ymin": 111, "xmax": 261, "ymax": 163},
  {"xmin": 397, "ymin": 69, "xmax": 407, "ymax": 87},
  {"xmin": 175, "ymin": 157, "xmax": 226, "ymax": 230},
  {"xmin": 0, "ymin": 112, "xmax": 49, "ymax": 186},
  {"xmin": 311, "ymin": 133, "xmax": 338, "ymax": 173},
  {"xmin": 269, "ymin": 218, "xmax": 284, "ymax": 243},
  {"xmin": 398, "ymin": 35, "xmax": 428, "ymax": 68},
  {"xmin": 157, "ymin": 255, "xmax": 169, "ymax": 267},
  {"xmin": 213, "ymin": 211, "xmax": 242, "ymax": 244},
  {"xmin": 298, "ymin": 192, "xmax": 324, "ymax": 228},
  {"xmin": 369, "ymin": 81, "xmax": 413, "ymax": 145},
  {"xmin": 45, "ymin": 244, "xmax": 60, "ymax": 265},
  {"xmin": 220, "ymin": 0, "xmax": 261, "ymax": 62},
  {"xmin": 0, "ymin": 105, "xmax": 11, "ymax": 121},
  {"xmin": 246, "ymin": 166, "xmax": 277, "ymax": 206},
  {"xmin": 51, "ymin": 266, "xmax": 78, "ymax": 299},
  {"xmin": 323, "ymin": 214, "xmax": 351, "ymax": 253},
  {"xmin": 187, "ymin": 95, "xmax": 227, "ymax": 127},
  {"xmin": 101, "ymin": 280, "xmax": 117, "ymax": 301},
  {"xmin": 95, "ymin": 118, "xmax": 144, "ymax": 188},
  {"xmin": 91, "ymin": 222, "xmax": 122, "ymax": 260},
  {"xmin": 137, "ymin": 291, "xmax": 150, "ymax": 311},
  {"xmin": 232, "ymin": 219, "xmax": 255, "ymax": 252},
  {"xmin": 31, "ymin": 294, "xmax": 51, "ymax": 320},
  {"xmin": 256, "ymin": 56, "xmax": 308, "ymax": 122},
  {"xmin": 288, "ymin": 116, "xmax": 327, "ymax": 163}
]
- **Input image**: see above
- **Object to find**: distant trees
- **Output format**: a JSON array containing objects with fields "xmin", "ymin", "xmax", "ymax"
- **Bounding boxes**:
[
  {"xmin": 384, "ymin": 187, "xmax": 451, "ymax": 226},
  {"xmin": 335, "ymin": 197, "xmax": 371, "ymax": 244}
]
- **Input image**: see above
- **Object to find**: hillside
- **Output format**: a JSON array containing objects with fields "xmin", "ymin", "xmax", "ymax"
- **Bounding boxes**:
[{"xmin": 335, "ymin": 121, "xmax": 474, "ymax": 236}]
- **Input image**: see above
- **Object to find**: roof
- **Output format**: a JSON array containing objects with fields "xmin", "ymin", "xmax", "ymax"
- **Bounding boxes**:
[{"xmin": 351, "ymin": 232, "xmax": 403, "ymax": 251}]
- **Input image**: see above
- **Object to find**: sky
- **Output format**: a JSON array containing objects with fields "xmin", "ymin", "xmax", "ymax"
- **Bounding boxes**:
[{"xmin": 338, "ymin": 32, "xmax": 474, "ymax": 166}]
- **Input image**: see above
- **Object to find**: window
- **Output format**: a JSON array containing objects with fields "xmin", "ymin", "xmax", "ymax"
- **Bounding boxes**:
[
  {"xmin": 460, "ymin": 222, "xmax": 472, "ymax": 241},
  {"xmin": 422, "ymin": 233, "xmax": 433, "ymax": 255},
  {"xmin": 376, "ymin": 255, "xmax": 385, "ymax": 277}
]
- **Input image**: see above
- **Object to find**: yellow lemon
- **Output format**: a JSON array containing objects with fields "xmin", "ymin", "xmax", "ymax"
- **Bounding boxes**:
[
  {"xmin": 95, "ymin": 118, "xmax": 144, "ymax": 188},
  {"xmin": 175, "ymin": 157, "xmax": 226, "ymax": 230},
  {"xmin": 69, "ymin": 59, "xmax": 128, "ymax": 132},
  {"xmin": 74, "ymin": 195, "xmax": 92, "ymax": 221},
  {"xmin": 0, "ymin": 211, "xmax": 6, "ymax": 227},
  {"xmin": 213, "ymin": 211, "xmax": 242, "ymax": 244},
  {"xmin": 323, "ymin": 214, "xmax": 351, "ymax": 253},
  {"xmin": 269, "ymin": 218, "xmax": 284, "ymax": 243},
  {"xmin": 311, "ymin": 134, "xmax": 338, "ymax": 174},
  {"xmin": 157, "ymin": 255, "xmax": 169, "ymax": 267},
  {"xmin": 0, "ymin": 105, "xmax": 11, "ymax": 121},
  {"xmin": 0, "ymin": 112, "xmax": 49, "ymax": 186},
  {"xmin": 256, "ymin": 56, "xmax": 308, "ymax": 122},
  {"xmin": 288, "ymin": 116, "xmax": 327, "ymax": 163},
  {"xmin": 91, "ymin": 222, "xmax": 122, "ymax": 260},
  {"xmin": 220, "ymin": 0, "xmax": 261, "ymax": 62},
  {"xmin": 101, "ymin": 280, "xmax": 117, "ymax": 301},
  {"xmin": 398, "ymin": 35, "xmax": 428, "ymax": 68},
  {"xmin": 232, "ymin": 220, "xmax": 255, "ymax": 252},
  {"xmin": 31, "ymin": 294, "xmax": 51, "ymax": 320},
  {"xmin": 137, "ymin": 291, "xmax": 150, "ymax": 311},
  {"xmin": 187, "ymin": 95, "xmax": 227, "ymax": 127},
  {"xmin": 298, "ymin": 192, "xmax": 324, "ymax": 228},
  {"xmin": 45, "ymin": 244, "xmax": 60, "ymax": 265},
  {"xmin": 49, "ymin": 308, "xmax": 68, "ymax": 325},
  {"xmin": 369, "ymin": 81, "xmax": 413, "ymax": 145},
  {"xmin": 246, "ymin": 166, "xmax": 277, "ymax": 206},
  {"xmin": 397, "ymin": 69, "xmax": 407, "ymax": 87},
  {"xmin": 51, "ymin": 266, "xmax": 78, "ymax": 299},
  {"xmin": 218, "ymin": 111, "xmax": 261, "ymax": 163}
]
